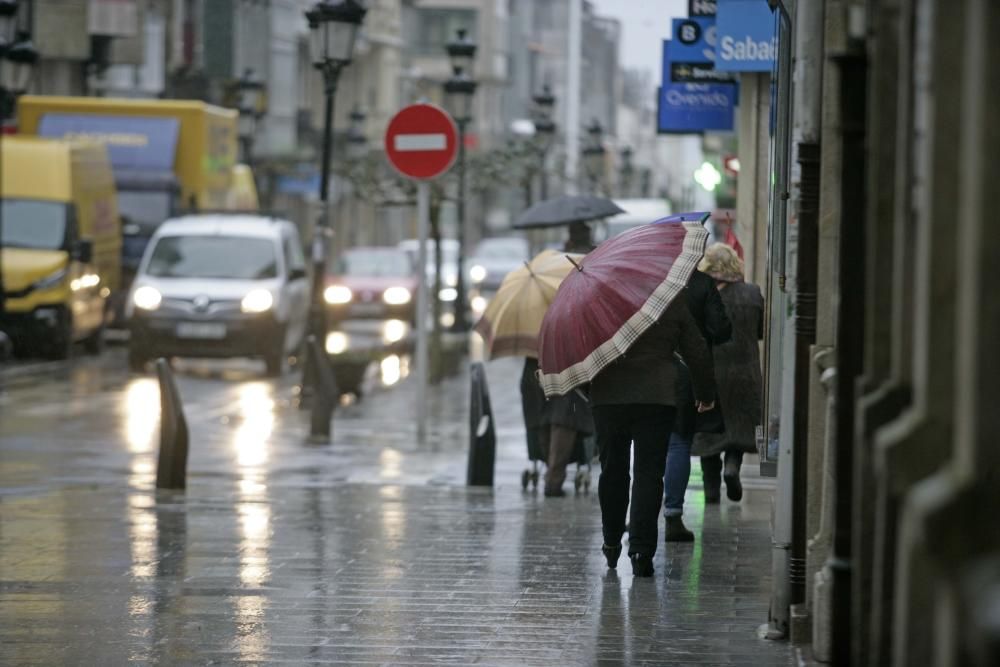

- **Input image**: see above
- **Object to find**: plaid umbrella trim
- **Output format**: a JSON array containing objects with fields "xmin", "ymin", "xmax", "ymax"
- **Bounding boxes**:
[{"xmin": 539, "ymin": 222, "xmax": 709, "ymax": 396}]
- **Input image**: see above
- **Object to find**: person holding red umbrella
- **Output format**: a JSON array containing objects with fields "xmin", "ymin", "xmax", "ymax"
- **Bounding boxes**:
[{"xmin": 537, "ymin": 215, "xmax": 718, "ymax": 577}]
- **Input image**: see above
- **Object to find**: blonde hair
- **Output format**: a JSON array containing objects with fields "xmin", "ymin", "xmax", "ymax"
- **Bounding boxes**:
[{"xmin": 699, "ymin": 242, "xmax": 744, "ymax": 282}]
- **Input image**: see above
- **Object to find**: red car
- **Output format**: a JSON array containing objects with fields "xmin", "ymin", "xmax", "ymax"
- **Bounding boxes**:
[{"xmin": 325, "ymin": 247, "xmax": 418, "ymax": 324}]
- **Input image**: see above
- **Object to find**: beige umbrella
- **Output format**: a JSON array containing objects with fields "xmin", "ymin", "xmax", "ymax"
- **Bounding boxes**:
[{"xmin": 474, "ymin": 249, "xmax": 583, "ymax": 360}]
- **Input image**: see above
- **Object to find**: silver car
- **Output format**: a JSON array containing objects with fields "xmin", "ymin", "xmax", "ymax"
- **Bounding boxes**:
[{"xmin": 126, "ymin": 214, "xmax": 311, "ymax": 376}]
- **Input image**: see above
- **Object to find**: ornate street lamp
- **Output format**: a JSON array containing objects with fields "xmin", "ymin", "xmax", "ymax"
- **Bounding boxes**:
[
  {"xmin": 302, "ymin": 0, "xmax": 367, "ymax": 390},
  {"xmin": 234, "ymin": 68, "xmax": 266, "ymax": 165},
  {"xmin": 531, "ymin": 84, "xmax": 557, "ymax": 201},
  {"xmin": 346, "ymin": 105, "xmax": 366, "ymax": 157},
  {"xmin": 582, "ymin": 118, "xmax": 605, "ymax": 193},
  {"xmin": 443, "ymin": 28, "xmax": 477, "ymax": 333},
  {"xmin": 619, "ymin": 145, "xmax": 634, "ymax": 198}
]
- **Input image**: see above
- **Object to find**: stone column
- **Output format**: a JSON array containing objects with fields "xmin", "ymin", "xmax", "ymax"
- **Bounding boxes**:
[{"xmin": 736, "ymin": 72, "xmax": 770, "ymax": 289}]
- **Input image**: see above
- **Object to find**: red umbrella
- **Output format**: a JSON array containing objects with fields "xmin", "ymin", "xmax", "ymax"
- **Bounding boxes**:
[{"xmin": 537, "ymin": 219, "xmax": 710, "ymax": 397}]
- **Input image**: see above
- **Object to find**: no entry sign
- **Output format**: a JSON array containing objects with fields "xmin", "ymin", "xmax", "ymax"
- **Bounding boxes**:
[{"xmin": 384, "ymin": 104, "xmax": 458, "ymax": 180}]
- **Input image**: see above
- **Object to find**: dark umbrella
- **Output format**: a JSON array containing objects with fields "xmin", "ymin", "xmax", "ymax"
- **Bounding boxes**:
[{"xmin": 513, "ymin": 195, "xmax": 625, "ymax": 229}]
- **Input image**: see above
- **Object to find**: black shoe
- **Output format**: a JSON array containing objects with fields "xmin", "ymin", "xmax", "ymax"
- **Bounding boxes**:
[
  {"xmin": 544, "ymin": 487, "xmax": 566, "ymax": 497},
  {"xmin": 602, "ymin": 543, "xmax": 623, "ymax": 568},
  {"xmin": 664, "ymin": 515, "xmax": 695, "ymax": 542},
  {"xmin": 724, "ymin": 472, "xmax": 743, "ymax": 502},
  {"xmin": 630, "ymin": 553, "xmax": 654, "ymax": 577},
  {"xmin": 705, "ymin": 487, "xmax": 721, "ymax": 504}
]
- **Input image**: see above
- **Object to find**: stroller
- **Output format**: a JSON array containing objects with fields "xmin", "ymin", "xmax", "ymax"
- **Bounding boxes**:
[
  {"xmin": 521, "ymin": 361, "xmax": 596, "ymax": 492},
  {"xmin": 522, "ymin": 430, "xmax": 595, "ymax": 493}
]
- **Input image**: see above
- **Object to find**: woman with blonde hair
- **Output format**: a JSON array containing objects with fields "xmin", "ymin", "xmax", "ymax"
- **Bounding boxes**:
[{"xmin": 692, "ymin": 243, "xmax": 764, "ymax": 503}]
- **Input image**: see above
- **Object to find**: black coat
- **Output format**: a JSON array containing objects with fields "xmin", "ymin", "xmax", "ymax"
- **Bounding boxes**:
[{"xmin": 674, "ymin": 270, "xmax": 732, "ymax": 437}]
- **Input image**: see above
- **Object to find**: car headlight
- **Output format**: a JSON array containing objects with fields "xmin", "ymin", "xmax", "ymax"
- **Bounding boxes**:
[
  {"xmin": 326, "ymin": 331, "xmax": 349, "ymax": 354},
  {"xmin": 324, "ymin": 285, "xmax": 353, "ymax": 305},
  {"xmin": 383, "ymin": 286, "xmax": 412, "ymax": 305},
  {"xmin": 438, "ymin": 287, "xmax": 458, "ymax": 302},
  {"xmin": 33, "ymin": 268, "xmax": 67, "ymax": 291},
  {"xmin": 133, "ymin": 286, "xmax": 162, "ymax": 311},
  {"xmin": 469, "ymin": 265, "xmax": 487, "ymax": 283},
  {"xmin": 382, "ymin": 319, "xmax": 408, "ymax": 344},
  {"xmin": 241, "ymin": 289, "xmax": 273, "ymax": 313}
]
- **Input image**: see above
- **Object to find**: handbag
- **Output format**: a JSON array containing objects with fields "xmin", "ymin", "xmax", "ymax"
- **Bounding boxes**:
[{"xmin": 694, "ymin": 395, "xmax": 726, "ymax": 434}]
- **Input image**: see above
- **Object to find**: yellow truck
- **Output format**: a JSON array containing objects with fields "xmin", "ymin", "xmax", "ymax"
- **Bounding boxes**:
[
  {"xmin": 0, "ymin": 137, "xmax": 121, "ymax": 358},
  {"xmin": 15, "ymin": 96, "xmax": 258, "ymax": 319}
]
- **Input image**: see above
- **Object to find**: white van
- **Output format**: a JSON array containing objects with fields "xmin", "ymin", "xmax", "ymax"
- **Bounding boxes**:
[
  {"xmin": 126, "ymin": 214, "xmax": 311, "ymax": 376},
  {"xmin": 597, "ymin": 198, "xmax": 674, "ymax": 241}
]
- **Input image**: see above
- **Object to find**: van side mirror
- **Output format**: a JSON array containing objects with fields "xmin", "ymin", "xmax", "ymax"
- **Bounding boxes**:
[
  {"xmin": 72, "ymin": 239, "xmax": 94, "ymax": 264},
  {"xmin": 289, "ymin": 267, "xmax": 308, "ymax": 281}
]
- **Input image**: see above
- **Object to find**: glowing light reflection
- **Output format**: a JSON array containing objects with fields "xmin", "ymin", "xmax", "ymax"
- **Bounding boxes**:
[
  {"xmin": 124, "ymin": 379, "xmax": 159, "ymax": 453},
  {"xmin": 234, "ymin": 383, "xmax": 274, "ymax": 468}
]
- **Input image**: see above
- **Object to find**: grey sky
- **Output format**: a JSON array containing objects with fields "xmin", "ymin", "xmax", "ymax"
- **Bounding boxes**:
[{"xmin": 588, "ymin": 0, "xmax": 689, "ymax": 82}]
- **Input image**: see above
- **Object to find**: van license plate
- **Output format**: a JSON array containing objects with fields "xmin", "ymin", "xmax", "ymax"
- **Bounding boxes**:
[{"xmin": 176, "ymin": 322, "xmax": 227, "ymax": 339}]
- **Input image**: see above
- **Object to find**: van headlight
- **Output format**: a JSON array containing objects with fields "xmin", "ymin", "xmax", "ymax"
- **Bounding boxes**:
[
  {"xmin": 324, "ymin": 285, "xmax": 353, "ymax": 305},
  {"xmin": 469, "ymin": 265, "xmax": 487, "ymax": 283},
  {"xmin": 133, "ymin": 286, "xmax": 162, "ymax": 311},
  {"xmin": 382, "ymin": 286, "xmax": 411, "ymax": 305},
  {"xmin": 33, "ymin": 268, "xmax": 67, "ymax": 291},
  {"xmin": 241, "ymin": 289, "xmax": 273, "ymax": 313}
]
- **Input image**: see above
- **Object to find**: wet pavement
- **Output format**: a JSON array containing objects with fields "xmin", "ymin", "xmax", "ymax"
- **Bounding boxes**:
[{"xmin": 0, "ymin": 348, "xmax": 793, "ymax": 665}]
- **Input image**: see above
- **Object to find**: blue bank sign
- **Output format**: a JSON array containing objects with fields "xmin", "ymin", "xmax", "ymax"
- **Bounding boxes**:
[
  {"xmin": 715, "ymin": 0, "xmax": 777, "ymax": 72},
  {"xmin": 659, "ymin": 40, "xmax": 736, "ymax": 134}
]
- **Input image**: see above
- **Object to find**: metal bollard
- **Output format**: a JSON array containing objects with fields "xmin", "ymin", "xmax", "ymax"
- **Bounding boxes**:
[
  {"xmin": 155, "ymin": 358, "xmax": 189, "ymax": 490},
  {"xmin": 466, "ymin": 361, "xmax": 496, "ymax": 487},
  {"xmin": 307, "ymin": 335, "xmax": 338, "ymax": 444}
]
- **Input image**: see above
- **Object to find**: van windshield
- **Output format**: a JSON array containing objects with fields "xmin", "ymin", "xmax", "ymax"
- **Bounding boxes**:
[
  {"xmin": 0, "ymin": 199, "xmax": 69, "ymax": 250},
  {"xmin": 146, "ymin": 235, "xmax": 278, "ymax": 280}
]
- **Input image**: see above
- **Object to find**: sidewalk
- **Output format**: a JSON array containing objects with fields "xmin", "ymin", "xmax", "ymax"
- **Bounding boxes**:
[{"xmin": 0, "ymin": 354, "xmax": 793, "ymax": 665}]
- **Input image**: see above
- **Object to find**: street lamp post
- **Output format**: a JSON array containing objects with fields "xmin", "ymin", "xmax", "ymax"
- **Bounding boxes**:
[
  {"xmin": 303, "ymin": 0, "xmax": 366, "ymax": 384},
  {"xmin": 346, "ymin": 106, "xmax": 366, "ymax": 246},
  {"xmin": 0, "ymin": 0, "xmax": 39, "ymax": 316},
  {"xmin": 234, "ymin": 68, "xmax": 266, "ymax": 167},
  {"xmin": 619, "ymin": 145, "xmax": 633, "ymax": 198},
  {"xmin": 443, "ymin": 28, "xmax": 477, "ymax": 333},
  {"xmin": 581, "ymin": 118, "xmax": 605, "ymax": 194},
  {"xmin": 531, "ymin": 84, "xmax": 556, "ymax": 202}
]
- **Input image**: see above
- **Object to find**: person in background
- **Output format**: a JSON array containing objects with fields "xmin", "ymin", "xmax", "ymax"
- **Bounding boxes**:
[
  {"xmin": 663, "ymin": 269, "xmax": 731, "ymax": 541},
  {"xmin": 692, "ymin": 244, "xmax": 764, "ymax": 503},
  {"xmin": 590, "ymin": 296, "xmax": 716, "ymax": 577},
  {"xmin": 542, "ymin": 221, "xmax": 597, "ymax": 497}
]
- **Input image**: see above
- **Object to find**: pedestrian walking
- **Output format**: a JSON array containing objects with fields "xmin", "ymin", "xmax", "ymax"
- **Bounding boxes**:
[
  {"xmin": 535, "ymin": 218, "xmax": 715, "ymax": 577},
  {"xmin": 542, "ymin": 222, "xmax": 596, "ymax": 497},
  {"xmin": 663, "ymin": 268, "xmax": 731, "ymax": 542},
  {"xmin": 692, "ymin": 243, "xmax": 764, "ymax": 503}
]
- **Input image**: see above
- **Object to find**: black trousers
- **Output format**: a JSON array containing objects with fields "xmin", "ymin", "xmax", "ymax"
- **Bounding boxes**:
[{"xmin": 593, "ymin": 404, "xmax": 677, "ymax": 557}]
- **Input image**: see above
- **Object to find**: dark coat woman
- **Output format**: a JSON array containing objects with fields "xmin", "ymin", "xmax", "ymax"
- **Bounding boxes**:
[{"xmin": 692, "ymin": 243, "xmax": 764, "ymax": 503}]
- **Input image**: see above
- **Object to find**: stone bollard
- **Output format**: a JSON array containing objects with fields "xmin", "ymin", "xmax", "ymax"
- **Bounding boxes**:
[
  {"xmin": 155, "ymin": 358, "xmax": 189, "ymax": 490},
  {"xmin": 466, "ymin": 361, "xmax": 496, "ymax": 487},
  {"xmin": 307, "ymin": 335, "xmax": 338, "ymax": 444}
]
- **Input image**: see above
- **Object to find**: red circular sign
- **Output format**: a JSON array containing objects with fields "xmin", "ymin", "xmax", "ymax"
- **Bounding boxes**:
[{"xmin": 384, "ymin": 104, "xmax": 459, "ymax": 180}]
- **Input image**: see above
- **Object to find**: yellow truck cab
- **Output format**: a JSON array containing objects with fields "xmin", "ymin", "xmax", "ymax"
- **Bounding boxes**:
[{"xmin": 0, "ymin": 137, "xmax": 121, "ymax": 358}]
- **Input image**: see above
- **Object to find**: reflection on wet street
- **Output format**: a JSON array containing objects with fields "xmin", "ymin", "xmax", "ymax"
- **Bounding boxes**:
[{"xmin": 0, "ymin": 349, "xmax": 792, "ymax": 665}]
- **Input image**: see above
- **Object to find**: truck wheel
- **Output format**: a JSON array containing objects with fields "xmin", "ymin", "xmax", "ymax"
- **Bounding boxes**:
[
  {"xmin": 83, "ymin": 321, "xmax": 106, "ymax": 356},
  {"xmin": 45, "ymin": 311, "xmax": 74, "ymax": 360},
  {"xmin": 264, "ymin": 347, "xmax": 285, "ymax": 377},
  {"xmin": 128, "ymin": 346, "xmax": 150, "ymax": 373}
]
